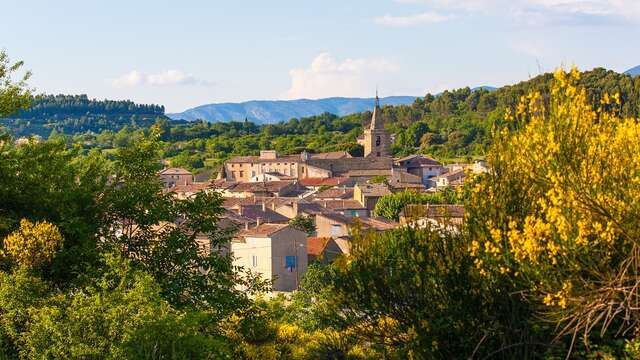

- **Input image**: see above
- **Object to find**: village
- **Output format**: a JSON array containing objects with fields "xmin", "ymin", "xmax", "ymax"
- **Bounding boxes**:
[{"xmin": 158, "ymin": 96, "xmax": 489, "ymax": 293}]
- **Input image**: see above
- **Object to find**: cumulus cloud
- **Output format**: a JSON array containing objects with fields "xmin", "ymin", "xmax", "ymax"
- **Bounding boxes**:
[
  {"xmin": 374, "ymin": 12, "xmax": 453, "ymax": 26},
  {"xmin": 111, "ymin": 69, "xmax": 213, "ymax": 88},
  {"xmin": 381, "ymin": 0, "xmax": 640, "ymax": 26},
  {"xmin": 284, "ymin": 53, "xmax": 398, "ymax": 99}
]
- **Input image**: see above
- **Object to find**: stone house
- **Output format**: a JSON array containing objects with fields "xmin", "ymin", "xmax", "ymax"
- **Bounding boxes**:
[
  {"xmin": 158, "ymin": 167, "xmax": 194, "ymax": 188},
  {"xmin": 353, "ymin": 182, "xmax": 392, "ymax": 212},
  {"xmin": 233, "ymin": 224, "xmax": 308, "ymax": 292}
]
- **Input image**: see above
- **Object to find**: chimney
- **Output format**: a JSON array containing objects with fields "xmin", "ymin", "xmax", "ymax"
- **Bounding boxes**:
[
  {"xmin": 256, "ymin": 217, "xmax": 261, "ymax": 227},
  {"xmin": 271, "ymin": 202, "xmax": 276, "ymax": 211},
  {"xmin": 262, "ymin": 202, "xmax": 266, "ymax": 212},
  {"xmin": 293, "ymin": 202, "xmax": 299, "ymax": 216},
  {"xmin": 238, "ymin": 205, "xmax": 243, "ymax": 216},
  {"xmin": 245, "ymin": 221, "xmax": 249, "ymax": 230}
]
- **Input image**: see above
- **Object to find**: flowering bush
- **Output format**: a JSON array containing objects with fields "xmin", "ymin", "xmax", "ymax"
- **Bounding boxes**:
[
  {"xmin": 3, "ymin": 219, "xmax": 63, "ymax": 269},
  {"xmin": 466, "ymin": 67, "xmax": 640, "ymax": 341}
]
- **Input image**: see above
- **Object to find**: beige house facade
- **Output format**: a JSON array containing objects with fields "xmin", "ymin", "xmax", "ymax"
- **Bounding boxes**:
[{"xmin": 233, "ymin": 224, "xmax": 308, "ymax": 292}]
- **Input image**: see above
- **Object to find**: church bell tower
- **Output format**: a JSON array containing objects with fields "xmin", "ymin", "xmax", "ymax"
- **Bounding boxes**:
[{"xmin": 362, "ymin": 91, "xmax": 390, "ymax": 157}]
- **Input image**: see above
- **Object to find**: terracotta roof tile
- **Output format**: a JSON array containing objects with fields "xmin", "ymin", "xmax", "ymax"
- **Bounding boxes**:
[
  {"xmin": 307, "ymin": 237, "xmax": 330, "ymax": 256},
  {"xmin": 158, "ymin": 167, "xmax": 193, "ymax": 175},
  {"xmin": 238, "ymin": 223, "xmax": 290, "ymax": 237}
]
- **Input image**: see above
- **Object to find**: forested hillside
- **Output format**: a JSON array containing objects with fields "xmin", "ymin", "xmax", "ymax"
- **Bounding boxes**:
[
  {"xmin": 0, "ymin": 94, "xmax": 171, "ymax": 137},
  {"xmin": 4, "ymin": 67, "xmax": 640, "ymax": 173}
]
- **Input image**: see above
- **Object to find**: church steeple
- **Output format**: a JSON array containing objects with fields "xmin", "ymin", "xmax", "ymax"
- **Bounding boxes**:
[
  {"xmin": 370, "ymin": 89, "xmax": 384, "ymax": 130},
  {"xmin": 357, "ymin": 89, "xmax": 390, "ymax": 158}
]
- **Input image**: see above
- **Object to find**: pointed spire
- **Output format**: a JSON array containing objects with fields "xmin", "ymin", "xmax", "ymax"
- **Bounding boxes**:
[{"xmin": 370, "ymin": 89, "xmax": 383, "ymax": 130}]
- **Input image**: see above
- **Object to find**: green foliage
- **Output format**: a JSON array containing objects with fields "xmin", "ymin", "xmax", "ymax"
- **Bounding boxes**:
[
  {"xmin": 98, "ymin": 129, "xmax": 258, "ymax": 310},
  {"xmin": 0, "ymin": 94, "xmax": 169, "ymax": 138},
  {"xmin": 373, "ymin": 189, "xmax": 460, "ymax": 220},
  {"xmin": 0, "ymin": 51, "xmax": 32, "ymax": 119},
  {"xmin": 2, "ymin": 219, "xmax": 63, "ymax": 269},
  {"xmin": 2, "ymin": 254, "xmax": 231, "ymax": 359},
  {"xmin": 328, "ymin": 227, "xmax": 494, "ymax": 358},
  {"xmin": 289, "ymin": 216, "xmax": 316, "ymax": 236},
  {"xmin": 0, "ymin": 138, "xmax": 109, "ymax": 283}
]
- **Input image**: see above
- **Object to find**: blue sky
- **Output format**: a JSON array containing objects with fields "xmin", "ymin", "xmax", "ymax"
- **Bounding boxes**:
[{"xmin": 1, "ymin": 0, "xmax": 639, "ymax": 112}]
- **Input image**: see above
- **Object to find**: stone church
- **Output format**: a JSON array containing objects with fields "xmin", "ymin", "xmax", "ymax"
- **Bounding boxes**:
[{"xmin": 358, "ymin": 93, "xmax": 391, "ymax": 157}]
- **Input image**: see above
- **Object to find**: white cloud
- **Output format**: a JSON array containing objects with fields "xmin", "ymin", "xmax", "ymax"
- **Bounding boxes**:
[
  {"xmin": 111, "ymin": 70, "xmax": 144, "ymax": 87},
  {"xmin": 284, "ymin": 53, "xmax": 398, "ymax": 99},
  {"xmin": 383, "ymin": 0, "xmax": 640, "ymax": 26},
  {"xmin": 374, "ymin": 12, "xmax": 453, "ymax": 26},
  {"xmin": 111, "ymin": 69, "xmax": 213, "ymax": 88}
]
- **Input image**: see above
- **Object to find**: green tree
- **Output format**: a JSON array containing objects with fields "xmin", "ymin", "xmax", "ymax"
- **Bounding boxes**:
[
  {"xmin": 21, "ymin": 254, "xmax": 230, "ymax": 359},
  {"xmin": 373, "ymin": 189, "xmax": 459, "ymax": 221},
  {"xmin": 0, "ymin": 51, "xmax": 31, "ymax": 119},
  {"xmin": 327, "ymin": 227, "xmax": 496, "ymax": 358},
  {"xmin": 98, "ymin": 128, "xmax": 260, "ymax": 310},
  {"xmin": 289, "ymin": 216, "xmax": 315, "ymax": 236},
  {"xmin": 2, "ymin": 219, "xmax": 63, "ymax": 269}
]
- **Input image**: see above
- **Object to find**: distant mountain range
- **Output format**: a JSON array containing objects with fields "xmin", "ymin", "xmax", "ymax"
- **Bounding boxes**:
[
  {"xmin": 167, "ymin": 96, "xmax": 418, "ymax": 124},
  {"xmin": 624, "ymin": 65, "xmax": 640, "ymax": 77}
]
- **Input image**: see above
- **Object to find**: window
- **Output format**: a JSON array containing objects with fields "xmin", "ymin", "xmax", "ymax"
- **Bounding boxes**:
[
  {"xmin": 251, "ymin": 171, "xmax": 256, "ymax": 177},
  {"xmin": 375, "ymin": 136, "xmax": 381, "ymax": 146},
  {"xmin": 377, "ymin": 152, "xmax": 381, "ymax": 157},
  {"xmin": 251, "ymin": 255, "xmax": 258, "ymax": 267},
  {"xmin": 331, "ymin": 224, "xmax": 342, "ymax": 236},
  {"xmin": 239, "ymin": 171, "xmax": 244, "ymax": 177},
  {"xmin": 285, "ymin": 256, "xmax": 296, "ymax": 271}
]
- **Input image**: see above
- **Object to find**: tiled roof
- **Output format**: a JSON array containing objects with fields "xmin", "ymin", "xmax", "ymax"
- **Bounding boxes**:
[
  {"xmin": 233, "ymin": 204, "xmax": 290, "ymax": 223},
  {"xmin": 317, "ymin": 211, "xmax": 354, "ymax": 225},
  {"xmin": 296, "ymin": 202, "xmax": 331, "ymax": 215},
  {"xmin": 438, "ymin": 169, "xmax": 467, "ymax": 181},
  {"xmin": 395, "ymin": 154, "xmax": 442, "ymax": 166},
  {"xmin": 357, "ymin": 183, "xmax": 392, "ymax": 197},
  {"xmin": 298, "ymin": 177, "xmax": 350, "ymax": 187},
  {"xmin": 346, "ymin": 169, "xmax": 392, "ymax": 177},
  {"xmin": 307, "ymin": 237, "xmax": 330, "ymax": 256},
  {"xmin": 313, "ymin": 187, "xmax": 354, "ymax": 200},
  {"xmin": 310, "ymin": 151, "xmax": 351, "ymax": 160},
  {"xmin": 168, "ymin": 182, "xmax": 211, "ymax": 194},
  {"xmin": 222, "ymin": 209, "xmax": 255, "ymax": 226},
  {"xmin": 316, "ymin": 199, "xmax": 366, "ymax": 210},
  {"xmin": 228, "ymin": 154, "xmax": 303, "ymax": 164},
  {"xmin": 359, "ymin": 217, "xmax": 399, "ymax": 231},
  {"xmin": 210, "ymin": 179, "xmax": 238, "ymax": 189},
  {"xmin": 238, "ymin": 223, "xmax": 290, "ymax": 237},
  {"xmin": 158, "ymin": 167, "xmax": 193, "ymax": 175},
  {"xmin": 229, "ymin": 181, "xmax": 294, "ymax": 193}
]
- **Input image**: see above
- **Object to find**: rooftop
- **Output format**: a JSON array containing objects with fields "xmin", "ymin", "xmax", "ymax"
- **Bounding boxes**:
[
  {"xmin": 238, "ymin": 223, "xmax": 290, "ymax": 237},
  {"xmin": 359, "ymin": 217, "xmax": 399, "ymax": 231},
  {"xmin": 232, "ymin": 204, "xmax": 290, "ymax": 223},
  {"xmin": 168, "ymin": 182, "xmax": 211, "ymax": 194},
  {"xmin": 316, "ymin": 199, "xmax": 366, "ymax": 211},
  {"xmin": 307, "ymin": 237, "xmax": 330, "ymax": 256},
  {"xmin": 298, "ymin": 177, "xmax": 351, "ymax": 187},
  {"xmin": 229, "ymin": 181, "xmax": 294, "ymax": 193},
  {"xmin": 357, "ymin": 182, "xmax": 392, "ymax": 197},
  {"xmin": 395, "ymin": 154, "xmax": 442, "ymax": 167},
  {"xmin": 158, "ymin": 167, "xmax": 193, "ymax": 176},
  {"xmin": 313, "ymin": 187, "xmax": 354, "ymax": 200}
]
